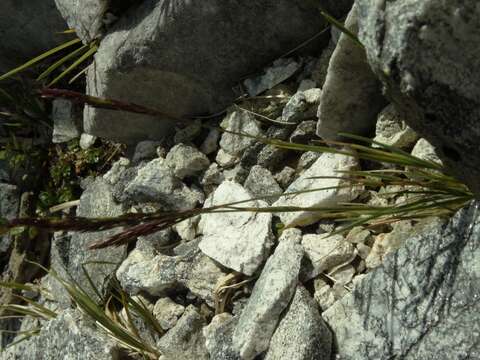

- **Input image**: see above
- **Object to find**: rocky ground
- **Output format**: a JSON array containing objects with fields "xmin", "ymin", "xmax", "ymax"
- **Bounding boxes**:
[{"xmin": 1, "ymin": 1, "xmax": 480, "ymax": 360}]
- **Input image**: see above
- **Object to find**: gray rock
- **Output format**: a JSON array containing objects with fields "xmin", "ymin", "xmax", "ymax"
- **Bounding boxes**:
[
  {"xmin": 173, "ymin": 216, "xmax": 199, "ymax": 242},
  {"xmin": 79, "ymin": 133, "xmax": 97, "ymax": 149},
  {"xmin": 116, "ymin": 240, "xmax": 226, "ymax": 307},
  {"xmin": 282, "ymin": 88, "xmax": 322, "ymax": 124},
  {"xmin": 136, "ymin": 228, "xmax": 173, "ymax": 254},
  {"xmin": 289, "ymin": 120, "xmax": 318, "ymax": 144},
  {"xmin": 324, "ymin": 202, "xmax": 480, "ymax": 359},
  {"xmin": 264, "ymin": 286, "xmax": 332, "ymax": 360},
  {"xmin": 165, "ymin": 143, "xmax": 210, "ymax": 179},
  {"xmin": 201, "ymin": 163, "xmax": 225, "ymax": 189},
  {"xmin": 244, "ymin": 58, "xmax": 302, "ymax": 96},
  {"xmin": 374, "ymin": 104, "xmax": 418, "ymax": 149},
  {"xmin": 274, "ymin": 166, "xmax": 296, "ymax": 189},
  {"xmin": 356, "ymin": 0, "xmax": 480, "ymax": 197},
  {"xmin": 312, "ymin": 41, "xmax": 336, "ymax": 88},
  {"xmin": 174, "ymin": 119, "xmax": 202, "ymax": 145},
  {"xmin": 273, "ymin": 152, "xmax": 360, "ymax": 227},
  {"xmin": 204, "ymin": 314, "xmax": 241, "ymax": 360},
  {"xmin": 0, "ymin": 1, "xmax": 66, "ymax": 74},
  {"xmin": 296, "ymin": 151, "xmax": 320, "ymax": 172},
  {"xmin": 153, "ymin": 297, "xmax": 185, "ymax": 330},
  {"xmin": 219, "ymin": 110, "xmax": 263, "ymax": 157},
  {"xmin": 216, "ymin": 149, "xmax": 239, "ymax": 168},
  {"xmin": 54, "ymin": 0, "xmax": 107, "ymax": 43},
  {"xmin": 0, "ymin": 183, "xmax": 19, "ymax": 253},
  {"xmin": 223, "ymin": 164, "xmax": 249, "ymax": 185},
  {"xmin": 67, "ymin": 178, "xmax": 127, "ymax": 302},
  {"xmin": 1, "ymin": 309, "xmax": 119, "ymax": 359},
  {"xmin": 297, "ymin": 79, "xmax": 317, "ymax": 92},
  {"xmin": 52, "ymin": 99, "xmax": 81, "ymax": 143},
  {"xmin": 132, "ymin": 140, "xmax": 162, "ymax": 163},
  {"xmin": 244, "ymin": 165, "xmax": 283, "ymax": 204},
  {"xmin": 103, "ymin": 157, "xmax": 130, "ymax": 185},
  {"xmin": 411, "ymin": 138, "xmax": 442, "ymax": 165},
  {"xmin": 198, "ymin": 181, "xmax": 274, "ymax": 276},
  {"xmin": 157, "ymin": 305, "xmax": 209, "ymax": 360},
  {"xmin": 124, "ymin": 158, "xmax": 201, "ymax": 210},
  {"xmin": 232, "ymin": 229, "xmax": 304, "ymax": 360},
  {"xmin": 84, "ymin": 1, "xmax": 327, "ymax": 142},
  {"xmin": 317, "ymin": 4, "xmax": 386, "ymax": 141},
  {"xmin": 200, "ymin": 128, "xmax": 220, "ymax": 155}
]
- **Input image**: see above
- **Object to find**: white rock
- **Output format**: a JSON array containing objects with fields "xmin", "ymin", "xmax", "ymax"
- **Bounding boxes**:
[
  {"xmin": 103, "ymin": 157, "xmax": 130, "ymax": 185},
  {"xmin": 411, "ymin": 138, "xmax": 443, "ymax": 165},
  {"xmin": 79, "ymin": 133, "xmax": 96, "ymax": 149},
  {"xmin": 373, "ymin": 104, "xmax": 418, "ymax": 148},
  {"xmin": 165, "ymin": 143, "xmax": 210, "ymax": 179},
  {"xmin": 52, "ymin": 99, "xmax": 80, "ymax": 143},
  {"xmin": 273, "ymin": 152, "xmax": 360, "ymax": 227},
  {"xmin": 301, "ymin": 234, "xmax": 356, "ymax": 281},
  {"xmin": 199, "ymin": 181, "xmax": 273, "ymax": 275},
  {"xmin": 153, "ymin": 297, "xmax": 185, "ymax": 330},
  {"xmin": 132, "ymin": 140, "xmax": 162, "ymax": 163},
  {"xmin": 219, "ymin": 109, "xmax": 263, "ymax": 157},
  {"xmin": 329, "ymin": 264, "xmax": 356, "ymax": 285},
  {"xmin": 215, "ymin": 149, "xmax": 239, "ymax": 168},
  {"xmin": 173, "ymin": 216, "xmax": 199, "ymax": 242}
]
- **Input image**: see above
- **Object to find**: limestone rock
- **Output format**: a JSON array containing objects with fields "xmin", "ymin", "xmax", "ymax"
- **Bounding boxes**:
[
  {"xmin": 244, "ymin": 165, "xmax": 283, "ymax": 204},
  {"xmin": 52, "ymin": 99, "xmax": 81, "ymax": 143},
  {"xmin": 203, "ymin": 314, "xmax": 241, "ymax": 360},
  {"xmin": 0, "ymin": 183, "xmax": 19, "ymax": 253},
  {"xmin": 153, "ymin": 297, "xmax": 185, "ymax": 330},
  {"xmin": 165, "ymin": 143, "xmax": 210, "ymax": 179},
  {"xmin": 219, "ymin": 110, "xmax": 263, "ymax": 157},
  {"xmin": 374, "ymin": 104, "xmax": 418, "ymax": 148},
  {"xmin": 281, "ymin": 88, "xmax": 322, "ymax": 124}
]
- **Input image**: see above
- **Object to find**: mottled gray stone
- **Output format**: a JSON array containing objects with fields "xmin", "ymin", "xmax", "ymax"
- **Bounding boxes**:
[
  {"xmin": 132, "ymin": 140, "xmax": 162, "ymax": 164},
  {"xmin": 289, "ymin": 120, "xmax": 318, "ymax": 144},
  {"xmin": 1, "ymin": 309, "xmax": 119, "ymax": 360},
  {"xmin": 264, "ymin": 286, "xmax": 332, "ymax": 360},
  {"xmin": 0, "ymin": 183, "xmax": 19, "ymax": 253},
  {"xmin": 153, "ymin": 297, "xmax": 185, "ymax": 330},
  {"xmin": 274, "ymin": 166, "xmax": 296, "ymax": 190},
  {"xmin": 157, "ymin": 305, "xmax": 209, "ymax": 360},
  {"xmin": 165, "ymin": 143, "xmax": 210, "ymax": 179},
  {"xmin": 282, "ymin": 88, "xmax": 321, "ymax": 124},
  {"xmin": 244, "ymin": 165, "xmax": 282, "ymax": 204},
  {"xmin": 219, "ymin": 110, "xmax": 263, "ymax": 157},
  {"xmin": 324, "ymin": 202, "xmax": 480, "ymax": 359},
  {"xmin": 52, "ymin": 99, "xmax": 81, "ymax": 143},
  {"xmin": 357, "ymin": 0, "xmax": 480, "ymax": 197},
  {"xmin": 411, "ymin": 138, "xmax": 442, "ymax": 165},
  {"xmin": 317, "ymin": 3, "xmax": 386, "ymax": 141},
  {"xmin": 199, "ymin": 181, "xmax": 274, "ymax": 276},
  {"xmin": 204, "ymin": 314, "xmax": 241, "ymax": 360},
  {"xmin": 85, "ymin": 1, "xmax": 327, "ymax": 142},
  {"xmin": 374, "ymin": 104, "xmax": 418, "ymax": 149},
  {"xmin": 233, "ymin": 229, "xmax": 304, "ymax": 360},
  {"xmin": 0, "ymin": 1, "xmax": 66, "ymax": 74}
]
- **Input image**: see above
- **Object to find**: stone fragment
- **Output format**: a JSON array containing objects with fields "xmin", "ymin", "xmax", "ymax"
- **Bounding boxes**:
[
  {"xmin": 216, "ymin": 149, "xmax": 239, "ymax": 168},
  {"xmin": 173, "ymin": 216, "xmax": 199, "ymax": 242},
  {"xmin": 282, "ymin": 88, "xmax": 322, "ymax": 124},
  {"xmin": 52, "ymin": 99, "xmax": 81, "ymax": 143},
  {"xmin": 79, "ymin": 133, "xmax": 96, "ymax": 149},
  {"xmin": 244, "ymin": 165, "xmax": 282, "ymax": 204},
  {"xmin": 0, "ymin": 183, "xmax": 19, "ymax": 253},
  {"xmin": 289, "ymin": 120, "xmax": 318, "ymax": 144},
  {"xmin": 203, "ymin": 314, "xmax": 241, "ymax": 360},
  {"xmin": 199, "ymin": 181, "xmax": 273, "ymax": 276},
  {"xmin": 165, "ymin": 143, "xmax": 210, "ymax": 179},
  {"xmin": 132, "ymin": 140, "xmax": 162, "ymax": 163},
  {"xmin": 274, "ymin": 166, "xmax": 296, "ymax": 189},
  {"xmin": 232, "ymin": 229, "xmax": 303, "ymax": 359},
  {"xmin": 223, "ymin": 164, "xmax": 249, "ymax": 184},
  {"xmin": 296, "ymin": 151, "xmax": 320, "ymax": 172},
  {"xmin": 317, "ymin": 4, "xmax": 386, "ymax": 140},
  {"xmin": 373, "ymin": 104, "xmax": 418, "ymax": 148},
  {"xmin": 200, "ymin": 128, "xmax": 220, "ymax": 155},
  {"xmin": 153, "ymin": 297, "xmax": 185, "ymax": 330},
  {"xmin": 273, "ymin": 152, "xmax": 360, "ymax": 227},
  {"xmin": 411, "ymin": 138, "xmax": 442, "ymax": 165},
  {"xmin": 323, "ymin": 203, "xmax": 480, "ymax": 359},
  {"xmin": 264, "ymin": 286, "xmax": 332, "ymax": 360},
  {"xmin": 219, "ymin": 110, "xmax": 263, "ymax": 157},
  {"xmin": 174, "ymin": 120, "xmax": 202, "ymax": 145}
]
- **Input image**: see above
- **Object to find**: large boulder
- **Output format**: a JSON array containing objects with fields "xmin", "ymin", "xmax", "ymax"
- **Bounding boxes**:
[
  {"xmin": 356, "ymin": 0, "xmax": 480, "ymax": 197},
  {"xmin": 84, "ymin": 0, "xmax": 334, "ymax": 143},
  {"xmin": 0, "ymin": 1, "xmax": 66, "ymax": 74}
]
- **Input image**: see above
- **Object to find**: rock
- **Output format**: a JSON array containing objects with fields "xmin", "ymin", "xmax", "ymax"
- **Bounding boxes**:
[
  {"xmin": 244, "ymin": 165, "xmax": 283, "ymax": 204},
  {"xmin": 0, "ymin": 183, "xmax": 19, "ymax": 253},
  {"xmin": 200, "ymin": 128, "xmax": 220, "ymax": 155},
  {"xmin": 116, "ymin": 240, "xmax": 227, "ymax": 307},
  {"xmin": 274, "ymin": 166, "xmax": 296, "ymax": 189},
  {"xmin": 314, "ymin": 283, "xmax": 336, "ymax": 311},
  {"xmin": 244, "ymin": 58, "xmax": 302, "ymax": 96},
  {"xmin": 411, "ymin": 138, "xmax": 442, "ymax": 165},
  {"xmin": 51, "ymin": 99, "xmax": 81, "ymax": 143},
  {"xmin": 223, "ymin": 164, "xmax": 249, "ymax": 185},
  {"xmin": 346, "ymin": 227, "xmax": 372, "ymax": 244},
  {"xmin": 173, "ymin": 216, "xmax": 199, "ymax": 242},
  {"xmin": 329, "ymin": 264, "xmax": 356, "ymax": 285},
  {"xmin": 373, "ymin": 104, "xmax": 418, "ymax": 148},
  {"xmin": 201, "ymin": 163, "xmax": 225, "ymax": 190},
  {"xmin": 256, "ymin": 145, "xmax": 291, "ymax": 173},
  {"xmin": 216, "ymin": 149, "xmax": 239, "ymax": 168},
  {"xmin": 173, "ymin": 119, "xmax": 202, "ymax": 145},
  {"xmin": 199, "ymin": 181, "xmax": 274, "ymax": 276},
  {"xmin": 312, "ymin": 41, "xmax": 336, "ymax": 88},
  {"xmin": 203, "ymin": 314, "xmax": 241, "ymax": 360},
  {"xmin": 165, "ymin": 143, "xmax": 210, "ymax": 179},
  {"xmin": 132, "ymin": 140, "xmax": 162, "ymax": 163},
  {"xmin": 316, "ymin": 4, "xmax": 386, "ymax": 141},
  {"xmin": 301, "ymin": 234, "xmax": 356, "ymax": 281},
  {"xmin": 124, "ymin": 158, "xmax": 201, "ymax": 210},
  {"xmin": 264, "ymin": 286, "xmax": 332, "ymax": 360},
  {"xmin": 103, "ymin": 157, "xmax": 130, "ymax": 185},
  {"xmin": 232, "ymin": 229, "xmax": 304, "ymax": 360},
  {"xmin": 153, "ymin": 297, "xmax": 185, "ymax": 330},
  {"xmin": 157, "ymin": 305, "xmax": 209, "ymax": 360},
  {"xmin": 356, "ymin": 0, "xmax": 480, "ymax": 197},
  {"xmin": 356, "ymin": 243, "xmax": 371, "ymax": 260},
  {"xmin": 273, "ymin": 152, "xmax": 360, "ymax": 227},
  {"xmin": 79, "ymin": 133, "xmax": 96, "ymax": 149},
  {"xmin": 289, "ymin": 120, "xmax": 318, "ymax": 144},
  {"xmin": 0, "ymin": 1, "xmax": 66, "ymax": 74},
  {"xmin": 282, "ymin": 88, "xmax": 322, "ymax": 124},
  {"xmin": 219, "ymin": 110, "xmax": 263, "ymax": 157},
  {"xmin": 296, "ymin": 151, "xmax": 320, "ymax": 172},
  {"xmin": 297, "ymin": 79, "xmax": 317, "ymax": 92},
  {"xmin": 136, "ymin": 228, "xmax": 173, "ymax": 254},
  {"xmin": 54, "ymin": 0, "xmax": 107, "ymax": 43},
  {"xmin": 85, "ymin": 1, "xmax": 327, "ymax": 143},
  {"xmin": 67, "ymin": 178, "xmax": 127, "ymax": 302},
  {"xmin": 2, "ymin": 309, "xmax": 119, "ymax": 359},
  {"xmin": 323, "ymin": 202, "xmax": 480, "ymax": 359},
  {"xmin": 365, "ymin": 220, "xmax": 415, "ymax": 269}
]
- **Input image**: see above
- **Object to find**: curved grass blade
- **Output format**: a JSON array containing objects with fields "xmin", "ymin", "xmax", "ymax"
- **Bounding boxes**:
[{"xmin": 37, "ymin": 44, "xmax": 89, "ymax": 81}]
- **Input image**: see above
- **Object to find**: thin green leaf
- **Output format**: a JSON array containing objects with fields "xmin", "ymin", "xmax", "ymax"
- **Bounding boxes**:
[
  {"xmin": 37, "ymin": 44, "xmax": 89, "ymax": 81},
  {"xmin": 47, "ymin": 45, "xmax": 97, "ymax": 87}
]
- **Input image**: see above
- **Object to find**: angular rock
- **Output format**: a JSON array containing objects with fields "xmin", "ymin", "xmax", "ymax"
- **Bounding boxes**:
[
  {"xmin": 52, "ymin": 99, "xmax": 81, "ymax": 143},
  {"xmin": 264, "ymin": 286, "xmax": 332, "ymax": 360},
  {"xmin": 324, "ymin": 202, "xmax": 480, "ymax": 359},
  {"xmin": 216, "ymin": 149, "xmax": 239, "ymax": 168},
  {"xmin": 165, "ymin": 143, "xmax": 210, "ymax": 179},
  {"xmin": 153, "ymin": 297, "xmax": 185, "ymax": 330},
  {"xmin": 132, "ymin": 140, "xmax": 162, "ymax": 163},
  {"xmin": 357, "ymin": 0, "xmax": 480, "ymax": 197},
  {"xmin": 85, "ymin": 1, "xmax": 327, "ymax": 142},
  {"xmin": 301, "ymin": 234, "xmax": 356, "ymax": 281},
  {"xmin": 374, "ymin": 104, "xmax": 418, "ymax": 149},
  {"xmin": 200, "ymin": 128, "xmax": 220, "ymax": 155},
  {"xmin": 219, "ymin": 110, "xmax": 263, "ymax": 157},
  {"xmin": 274, "ymin": 166, "xmax": 296, "ymax": 189},
  {"xmin": 0, "ymin": 183, "xmax": 19, "ymax": 253},
  {"xmin": 273, "ymin": 152, "xmax": 360, "ymax": 227},
  {"xmin": 282, "ymin": 88, "xmax": 321, "ymax": 124},
  {"xmin": 199, "ymin": 181, "xmax": 274, "ymax": 276},
  {"xmin": 2, "ymin": 309, "xmax": 119, "ymax": 359},
  {"xmin": 223, "ymin": 164, "xmax": 249, "ymax": 185},
  {"xmin": 411, "ymin": 138, "xmax": 442, "ymax": 165},
  {"xmin": 157, "ymin": 305, "xmax": 209, "ymax": 360},
  {"xmin": 317, "ymin": 3, "xmax": 386, "ymax": 140},
  {"xmin": 79, "ymin": 133, "xmax": 97, "ymax": 149},
  {"xmin": 0, "ymin": 1, "xmax": 66, "ymax": 73},
  {"xmin": 289, "ymin": 120, "xmax": 318, "ymax": 144},
  {"xmin": 233, "ymin": 229, "xmax": 304, "ymax": 360},
  {"xmin": 244, "ymin": 165, "xmax": 282, "ymax": 204},
  {"xmin": 124, "ymin": 158, "xmax": 201, "ymax": 210},
  {"xmin": 203, "ymin": 313, "xmax": 241, "ymax": 360}
]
